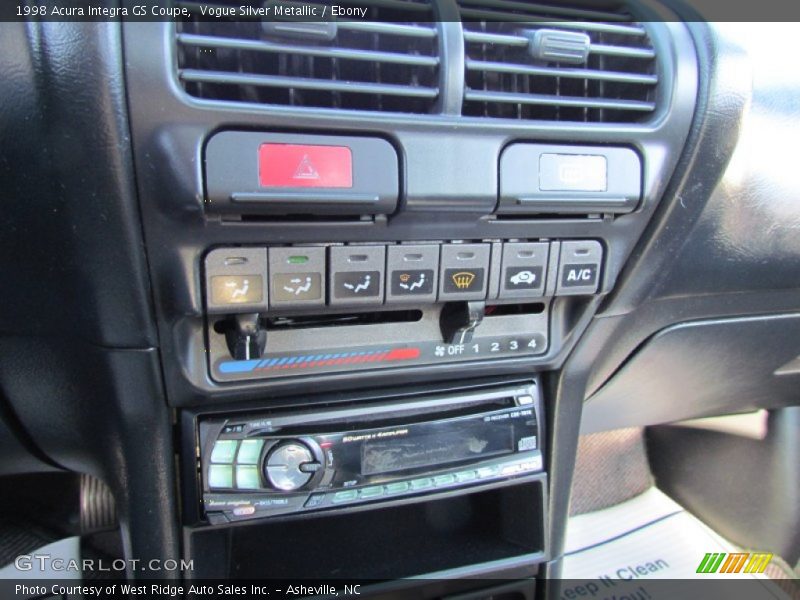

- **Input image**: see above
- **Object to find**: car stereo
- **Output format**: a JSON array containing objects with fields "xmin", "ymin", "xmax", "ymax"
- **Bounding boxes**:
[{"xmin": 198, "ymin": 381, "xmax": 543, "ymax": 523}]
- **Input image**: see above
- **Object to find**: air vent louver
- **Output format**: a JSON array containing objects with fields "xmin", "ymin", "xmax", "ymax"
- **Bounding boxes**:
[
  {"xmin": 176, "ymin": 1, "xmax": 439, "ymax": 114},
  {"xmin": 459, "ymin": 0, "xmax": 659, "ymax": 122}
]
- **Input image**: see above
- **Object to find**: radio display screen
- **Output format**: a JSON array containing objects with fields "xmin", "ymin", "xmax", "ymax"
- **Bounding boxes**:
[{"xmin": 360, "ymin": 419, "xmax": 515, "ymax": 477}]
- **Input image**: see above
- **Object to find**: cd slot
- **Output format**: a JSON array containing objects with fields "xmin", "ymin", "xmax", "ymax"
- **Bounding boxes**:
[{"xmin": 248, "ymin": 396, "xmax": 519, "ymax": 436}]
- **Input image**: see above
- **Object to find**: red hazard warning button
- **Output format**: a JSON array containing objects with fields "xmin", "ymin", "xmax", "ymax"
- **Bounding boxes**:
[{"xmin": 258, "ymin": 143, "xmax": 353, "ymax": 188}]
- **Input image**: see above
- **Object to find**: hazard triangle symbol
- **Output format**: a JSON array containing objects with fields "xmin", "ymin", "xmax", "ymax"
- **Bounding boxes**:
[{"xmin": 293, "ymin": 154, "xmax": 320, "ymax": 180}]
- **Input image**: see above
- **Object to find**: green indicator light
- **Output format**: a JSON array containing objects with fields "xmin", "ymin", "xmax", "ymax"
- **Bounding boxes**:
[{"xmin": 287, "ymin": 255, "xmax": 309, "ymax": 264}]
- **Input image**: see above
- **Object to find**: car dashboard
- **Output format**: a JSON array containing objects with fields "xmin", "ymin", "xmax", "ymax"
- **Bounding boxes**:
[{"xmin": 0, "ymin": 3, "xmax": 798, "ymax": 598}]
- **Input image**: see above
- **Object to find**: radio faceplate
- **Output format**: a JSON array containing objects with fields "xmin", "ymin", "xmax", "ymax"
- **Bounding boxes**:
[{"xmin": 198, "ymin": 382, "xmax": 543, "ymax": 523}]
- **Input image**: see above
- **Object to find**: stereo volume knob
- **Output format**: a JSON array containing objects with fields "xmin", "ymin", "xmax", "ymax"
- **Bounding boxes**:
[{"xmin": 264, "ymin": 442, "xmax": 316, "ymax": 491}]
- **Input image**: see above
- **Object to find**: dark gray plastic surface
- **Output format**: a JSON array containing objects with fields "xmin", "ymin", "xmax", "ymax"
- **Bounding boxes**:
[
  {"xmin": 205, "ymin": 131, "xmax": 399, "ymax": 215},
  {"xmin": 577, "ymin": 23, "xmax": 800, "ymax": 435},
  {"xmin": 582, "ymin": 313, "xmax": 800, "ymax": 433},
  {"xmin": 499, "ymin": 144, "xmax": 642, "ymax": 215}
]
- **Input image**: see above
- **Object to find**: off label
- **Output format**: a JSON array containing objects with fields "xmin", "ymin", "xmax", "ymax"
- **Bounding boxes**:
[{"xmin": 432, "ymin": 336, "xmax": 547, "ymax": 359}]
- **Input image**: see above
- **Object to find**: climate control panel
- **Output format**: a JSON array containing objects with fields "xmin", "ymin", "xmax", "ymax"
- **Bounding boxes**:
[
  {"xmin": 206, "ymin": 239, "xmax": 602, "ymax": 312},
  {"xmin": 204, "ymin": 239, "xmax": 603, "ymax": 382}
]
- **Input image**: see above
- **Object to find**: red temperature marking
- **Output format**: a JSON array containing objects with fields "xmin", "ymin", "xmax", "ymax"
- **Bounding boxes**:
[{"xmin": 385, "ymin": 348, "xmax": 421, "ymax": 361}]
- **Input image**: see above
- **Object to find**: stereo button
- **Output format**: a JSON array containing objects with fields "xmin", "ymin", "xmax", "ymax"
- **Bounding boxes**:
[
  {"xmin": 236, "ymin": 439, "xmax": 264, "ymax": 465},
  {"xmin": 455, "ymin": 470, "xmax": 477, "ymax": 482},
  {"xmin": 265, "ymin": 442, "xmax": 315, "ymax": 491},
  {"xmin": 517, "ymin": 395, "xmax": 534, "ymax": 406},
  {"xmin": 208, "ymin": 465, "xmax": 233, "ymax": 489},
  {"xmin": 409, "ymin": 478, "xmax": 433, "ymax": 490},
  {"xmin": 236, "ymin": 465, "xmax": 261, "ymax": 490},
  {"xmin": 360, "ymin": 486, "xmax": 384, "ymax": 499},
  {"xmin": 477, "ymin": 466, "xmax": 499, "ymax": 479},
  {"xmin": 210, "ymin": 440, "xmax": 238, "ymax": 464},
  {"xmin": 521, "ymin": 456, "xmax": 543, "ymax": 472},
  {"xmin": 304, "ymin": 493, "xmax": 326, "ymax": 508},
  {"xmin": 385, "ymin": 481, "xmax": 410, "ymax": 495},
  {"xmin": 433, "ymin": 474, "xmax": 456, "ymax": 487},
  {"xmin": 332, "ymin": 490, "xmax": 358, "ymax": 504},
  {"xmin": 299, "ymin": 462, "xmax": 323, "ymax": 473},
  {"xmin": 232, "ymin": 505, "xmax": 256, "ymax": 517}
]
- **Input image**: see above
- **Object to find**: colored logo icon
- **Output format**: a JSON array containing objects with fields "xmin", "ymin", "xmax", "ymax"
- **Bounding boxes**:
[{"xmin": 696, "ymin": 552, "xmax": 773, "ymax": 574}]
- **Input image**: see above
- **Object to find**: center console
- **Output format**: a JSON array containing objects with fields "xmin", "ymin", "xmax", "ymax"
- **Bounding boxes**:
[{"xmin": 121, "ymin": 4, "xmax": 699, "ymax": 592}]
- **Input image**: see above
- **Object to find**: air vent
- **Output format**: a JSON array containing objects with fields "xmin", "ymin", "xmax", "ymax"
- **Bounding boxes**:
[
  {"xmin": 459, "ymin": 0, "xmax": 659, "ymax": 122},
  {"xmin": 176, "ymin": 1, "xmax": 439, "ymax": 114}
]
